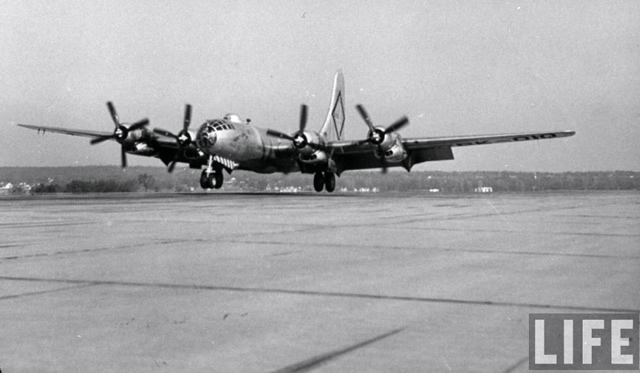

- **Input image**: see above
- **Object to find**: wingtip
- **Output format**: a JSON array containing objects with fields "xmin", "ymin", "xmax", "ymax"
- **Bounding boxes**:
[{"xmin": 16, "ymin": 123, "xmax": 38, "ymax": 130}]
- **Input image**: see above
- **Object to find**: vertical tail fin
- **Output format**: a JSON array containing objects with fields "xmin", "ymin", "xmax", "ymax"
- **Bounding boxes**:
[{"xmin": 320, "ymin": 70, "xmax": 345, "ymax": 141}]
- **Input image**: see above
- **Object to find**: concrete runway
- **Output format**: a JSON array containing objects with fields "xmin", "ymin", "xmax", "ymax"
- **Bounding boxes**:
[{"xmin": 0, "ymin": 191, "xmax": 638, "ymax": 372}]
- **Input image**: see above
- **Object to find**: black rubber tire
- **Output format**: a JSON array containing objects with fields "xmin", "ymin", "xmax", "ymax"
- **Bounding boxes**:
[
  {"xmin": 324, "ymin": 172, "xmax": 336, "ymax": 193},
  {"xmin": 313, "ymin": 172, "xmax": 324, "ymax": 192},
  {"xmin": 200, "ymin": 170, "xmax": 210, "ymax": 189},
  {"xmin": 206, "ymin": 173, "xmax": 215, "ymax": 189},
  {"xmin": 214, "ymin": 170, "xmax": 224, "ymax": 189}
]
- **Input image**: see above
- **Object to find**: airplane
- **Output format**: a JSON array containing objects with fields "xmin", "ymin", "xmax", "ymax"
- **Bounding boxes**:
[{"xmin": 17, "ymin": 70, "xmax": 575, "ymax": 192}]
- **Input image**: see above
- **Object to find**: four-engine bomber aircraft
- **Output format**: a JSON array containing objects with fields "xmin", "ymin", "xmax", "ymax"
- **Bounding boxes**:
[{"xmin": 18, "ymin": 71, "xmax": 575, "ymax": 192}]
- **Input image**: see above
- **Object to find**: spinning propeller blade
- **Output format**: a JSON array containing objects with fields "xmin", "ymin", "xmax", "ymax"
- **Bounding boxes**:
[
  {"xmin": 90, "ymin": 135, "xmax": 114, "ymax": 145},
  {"xmin": 107, "ymin": 101, "xmax": 120, "ymax": 129},
  {"xmin": 121, "ymin": 147, "xmax": 127, "ymax": 169},
  {"xmin": 266, "ymin": 104, "xmax": 325, "ymax": 150},
  {"xmin": 183, "ymin": 104, "xmax": 192, "ymax": 132},
  {"xmin": 157, "ymin": 104, "xmax": 195, "ymax": 173},
  {"xmin": 91, "ymin": 101, "xmax": 148, "ymax": 169},
  {"xmin": 299, "ymin": 104, "xmax": 308, "ymax": 133},
  {"xmin": 266, "ymin": 129, "xmax": 295, "ymax": 141},
  {"xmin": 356, "ymin": 104, "xmax": 376, "ymax": 133},
  {"xmin": 355, "ymin": 104, "xmax": 410, "ymax": 172},
  {"xmin": 128, "ymin": 118, "xmax": 150, "ymax": 132},
  {"xmin": 384, "ymin": 116, "xmax": 409, "ymax": 134}
]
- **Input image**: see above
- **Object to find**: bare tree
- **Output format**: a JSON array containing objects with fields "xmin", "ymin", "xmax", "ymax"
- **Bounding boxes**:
[{"xmin": 137, "ymin": 173, "xmax": 155, "ymax": 192}]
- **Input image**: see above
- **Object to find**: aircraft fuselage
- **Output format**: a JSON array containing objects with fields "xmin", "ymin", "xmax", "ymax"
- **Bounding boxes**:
[{"xmin": 195, "ymin": 115, "xmax": 300, "ymax": 174}]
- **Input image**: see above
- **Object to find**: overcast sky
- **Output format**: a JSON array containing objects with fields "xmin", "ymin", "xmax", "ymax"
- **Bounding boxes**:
[{"xmin": 1, "ymin": 0, "xmax": 638, "ymax": 171}]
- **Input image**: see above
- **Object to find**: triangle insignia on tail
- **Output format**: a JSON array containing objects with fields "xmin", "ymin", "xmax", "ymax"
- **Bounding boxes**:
[
  {"xmin": 321, "ymin": 70, "xmax": 346, "ymax": 141},
  {"xmin": 332, "ymin": 91, "xmax": 345, "ymax": 140}
]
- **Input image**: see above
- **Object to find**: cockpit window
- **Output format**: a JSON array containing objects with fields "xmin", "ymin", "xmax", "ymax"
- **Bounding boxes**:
[
  {"xmin": 206, "ymin": 119, "xmax": 236, "ymax": 132},
  {"xmin": 210, "ymin": 120, "xmax": 223, "ymax": 131}
]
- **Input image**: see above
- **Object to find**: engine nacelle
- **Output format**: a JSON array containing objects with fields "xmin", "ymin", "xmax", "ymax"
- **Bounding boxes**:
[
  {"xmin": 299, "ymin": 149, "xmax": 328, "ymax": 164},
  {"xmin": 373, "ymin": 132, "xmax": 408, "ymax": 163},
  {"xmin": 129, "ymin": 142, "xmax": 155, "ymax": 156},
  {"xmin": 183, "ymin": 147, "xmax": 203, "ymax": 160},
  {"xmin": 381, "ymin": 141, "xmax": 407, "ymax": 163},
  {"xmin": 120, "ymin": 126, "xmax": 150, "ymax": 146}
]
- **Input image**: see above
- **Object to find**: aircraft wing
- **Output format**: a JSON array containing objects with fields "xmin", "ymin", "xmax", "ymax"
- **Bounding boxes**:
[
  {"xmin": 17, "ymin": 123, "xmax": 180, "ymax": 148},
  {"xmin": 402, "ymin": 130, "xmax": 576, "ymax": 150},
  {"xmin": 332, "ymin": 146, "xmax": 454, "ymax": 173},
  {"xmin": 329, "ymin": 130, "xmax": 575, "ymax": 174},
  {"xmin": 17, "ymin": 123, "xmax": 114, "ymax": 138},
  {"xmin": 328, "ymin": 130, "xmax": 574, "ymax": 153}
]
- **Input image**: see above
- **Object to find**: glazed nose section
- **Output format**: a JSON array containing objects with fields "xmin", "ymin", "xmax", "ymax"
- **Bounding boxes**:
[{"xmin": 196, "ymin": 122, "xmax": 217, "ymax": 151}]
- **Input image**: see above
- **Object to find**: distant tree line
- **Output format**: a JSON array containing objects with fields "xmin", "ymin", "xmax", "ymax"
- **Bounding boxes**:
[
  {"xmin": 32, "ymin": 178, "xmax": 140, "ymax": 194},
  {"xmin": 28, "ymin": 173, "xmax": 156, "ymax": 194},
  {"xmin": 233, "ymin": 170, "xmax": 640, "ymax": 193},
  {"xmin": 351, "ymin": 171, "xmax": 640, "ymax": 193},
  {"xmin": 1, "ymin": 166, "xmax": 639, "ymax": 194}
]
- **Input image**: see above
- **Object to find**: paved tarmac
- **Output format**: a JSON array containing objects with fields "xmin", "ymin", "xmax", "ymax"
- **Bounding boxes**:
[{"xmin": 0, "ymin": 191, "xmax": 638, "ymax": 372}]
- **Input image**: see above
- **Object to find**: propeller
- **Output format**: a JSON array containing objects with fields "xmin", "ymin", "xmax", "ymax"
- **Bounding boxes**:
[
  {"xmin": 266, "ymin": 105, "xmax": 326, "ymax": 150},
  {"xmin": 355, "ymin": 104, "xmax": 408, "ymax": 146},
  {"xmin": 153, "ymin": 104, "xmax": 193, "ymax": 173},
  {"xmin": 355, "ymin": 104, "xmax": 409, "ymax": 173},
  {"xmin": 91, "ymin": 101, "xmax": 149, "ymax": 168}
]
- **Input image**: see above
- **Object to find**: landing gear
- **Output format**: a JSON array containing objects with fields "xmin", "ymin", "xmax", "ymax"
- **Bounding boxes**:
[
  {"xmin": 200, "ymin": 170, "xmax": 212, "ymax": 189},
  {"xmin": 213, "ymin": 170, "xmax": 223, "ymax": 189},
  {"xmin": 324, "ymin": 172, "xmax": 336, "ymax": 193},
  {"xmin": 200, "ymin": 156, "xmax": 224, "ymax": 190},
  {"xmin": 200, "ymin": 169, "xmax": 224, "ymax": 189},
  {"xmin": 313, "ymin": 172, "xmax": 324, "ymax": 192},
  {"xmin": 312, "ymin": 172, "xmax": 336, "ymax": 193}
]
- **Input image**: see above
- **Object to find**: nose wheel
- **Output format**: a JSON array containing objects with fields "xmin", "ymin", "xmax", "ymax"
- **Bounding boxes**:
[{"xmin": 200, "ymin": 169, "xmax": 223, "ymax": 189}]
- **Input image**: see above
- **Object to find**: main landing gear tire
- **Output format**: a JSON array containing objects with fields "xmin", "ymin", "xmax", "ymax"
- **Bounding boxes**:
[
  {"xmin": 324, "ymin": 172, "xmax": 336, "ymax": 193},
  {"xmin": 213, "ymin": 170, "xmax": 223, "ymax": 189},
  {"xmin": 313, "ymin": 172, "xmax": 324, "ymax": 192},
  {"xmin": 200, "ymin": 169, "xmax": 224, "ymax": 189},
  {"xmin": 200, "ymin": 170, "xmax": 212, "ymax": 189}
]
